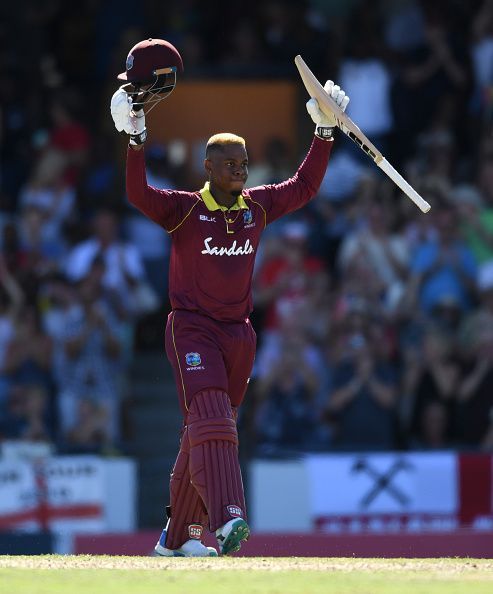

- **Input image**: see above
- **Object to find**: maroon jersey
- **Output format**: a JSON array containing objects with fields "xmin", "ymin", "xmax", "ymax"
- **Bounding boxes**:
[{"xmin": 126, "ymin": 137, "xmax": 332, "ymax": 322}]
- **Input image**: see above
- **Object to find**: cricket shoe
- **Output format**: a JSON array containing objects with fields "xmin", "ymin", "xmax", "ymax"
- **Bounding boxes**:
[
  {"xmin": 153, "ymin": 529, "xmax": 218, "ymax": 557},
  {"xmin": 216, "ymin": 518, "xmax": 250, "ymax": 555}
]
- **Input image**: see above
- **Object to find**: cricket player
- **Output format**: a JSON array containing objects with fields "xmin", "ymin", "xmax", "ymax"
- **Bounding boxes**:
[{"xmin": 110, "ymin": 38, "xmax": 349, "ymax": 556}]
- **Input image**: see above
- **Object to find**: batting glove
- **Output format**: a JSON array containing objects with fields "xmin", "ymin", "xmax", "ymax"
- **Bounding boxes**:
[
  {"xmin": 306, "ymin": 80, "xmax": 350, "ymax": 140},
  {"xmin": 110, "ymin": 87, "xmax": 147, "ymax": 146}
]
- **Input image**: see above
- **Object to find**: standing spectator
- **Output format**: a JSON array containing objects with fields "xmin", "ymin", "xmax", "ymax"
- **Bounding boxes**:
[
  {"xmin": 324, "ymin": 332, "xmax": 398, "ymax": 451},
  {"xmin": 2, "ymin": 304, "xmax": 53, "ymax": 395},
  {"xmin": 56, "ymin": 261, "xmax": 124, "ymax": 449},
  {"xmin": 338, "ymin": 8, "xmax": 394, "ymax": 159},
  {"xmin": 451, "ymin": 184, "xmax": 493, "ymax": 269},
  {"xmin": 254, "ymin": 221, "xmax": 326, "ymax": 343},
  {"xmin": 404, "ymin": 203, "xmax": 478, "ymax": 315},
  {"xmin": 471, "ymin": 0, "xmax": 493, "ymax": 120},
  {"xmin": 456, "ymin": 327, "xmax": 493, "ymax": 449},
  {"xmin": 246, "ymin": 137, "xmax": 293, "ymax": 188},
  {"xmin": 337, "ymin": 200, "xmax": 410, "ymax": 313},
  {"xmin": 254, "ymin": 335, "xmax": 320, "ymax": 453},
  {"xmin": 392, "ymin": 2, "xmax": 471, "ymax": 159},
  {"xmin": 65, "ymin": 208, "xmax": 157, "ymax": 317},
  {"xmin": 401, "ymin": 328, "xmax": 459, "ymax": 448},
  {"xmin": 48, "ymin": 93, "xmax": 90, "ymax": 187},
  {"xmin": 19, "ymin": 149, "xmax": 76, "ymax": 260},
  {"xmin": 0, "ymin": 254, "xmax": 24, "ymax": 409}
]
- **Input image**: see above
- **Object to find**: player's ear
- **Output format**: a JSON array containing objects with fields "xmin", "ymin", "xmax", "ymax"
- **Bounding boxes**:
[{"xmin": 204, "ymin": 158, "xmax": 212, "ymax": 177}]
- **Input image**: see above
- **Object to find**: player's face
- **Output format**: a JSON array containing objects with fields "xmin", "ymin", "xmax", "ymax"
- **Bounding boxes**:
[{"xmin": 206, "ymin": 144, "xmax": 249, "ymax": 198}]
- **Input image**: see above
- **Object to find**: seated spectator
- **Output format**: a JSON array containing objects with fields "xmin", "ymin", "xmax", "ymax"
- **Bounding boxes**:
[
  {"xmin": 0, "ymin": 383, "xmax": 53, "ymax": 442},
  {"xmin": 412, "ymin": 400, "xmax": 451, "ymax": 450},
  {"xmin": 65, "ymin": 398, "xmax": 111, "ymax": 453}
]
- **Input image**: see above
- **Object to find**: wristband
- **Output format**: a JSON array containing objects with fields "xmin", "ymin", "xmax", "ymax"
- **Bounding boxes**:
[
  {"xmin": 130, "ymin": 129, "xmax": 147, "ymax": 146},
  {"xmin": 315, "ymin": 126, "xmax": 335, "ymax": 141}
]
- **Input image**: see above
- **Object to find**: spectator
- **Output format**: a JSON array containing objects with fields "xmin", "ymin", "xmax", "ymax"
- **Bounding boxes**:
[
  {"xmin": 471, "ymin": 0, "xmax": 493, "ymax": 119},
  {"xmin": 57, "ymin": 262, "xmax": 125, "ymax": 449},
  {"xmin": 48, "ymin": 93, "xmax": 90, "ymax": 187},
  {"xmin": 247, "ymin": 137, "xmax": 293, "ymax": 188},
  {"xmin": 254, "ymin": 337, "xmax": 320, "ymax": 453},
  {"xmin": 412, "ymin": 400, "xmax": 451, "ymax": 450},
  {"xmin": 2, "ymin": 304, "xmax": 53, "ymax": 394},
  {"xmin": 404, "ymin": 203, "xmax": 478, "ymax": 315},
  {"xmin": 338, "ymin": 13, "xmax": 394, "ymax": 159},
  {"xmin": 19, "ymin": 149, "xmax": 76, "ymax": 258},
  {"xmin": 254, "ymin": 221, "xmax": 326, "ymax": 338},
  {"xmin": 0, "ymin": 254, "xmax": 25, "ymax": 409},
  {"xmin": 392, "ymin": 2, "xmax": 471, "ymax": 154},
  {"xmin": 65, "ymin": 398, "xmax": 111, "ymax": 452},
  {"xmin": 456, "ymin": 326, "xmax": 493, "ymax": 449},
  {"xmin": 451, "ymin": 184, "xmax": 493, "ymax": 268},
  {"xmin": 0, "ymin": 384, "xmax": 53, "ymax": 442},
  {"xmin": 65, "ymin": 208, "xmax": 158, "ymax": 317},
  {"xmin": 337, "ymin": 199, "xmax": 410, "ymax": 313},
  {"xmin": 324, "ymin": 330, "xmax": 398, "ymax": 451},
  {"xmin": 401, "ymin": 328, "xmax": 459, "ymax": 448}
]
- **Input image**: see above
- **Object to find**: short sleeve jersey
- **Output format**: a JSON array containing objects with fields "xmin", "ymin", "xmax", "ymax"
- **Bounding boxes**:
[{"xmin": 126, "ymin": 137, "xmax": 332, "ymax": 322}]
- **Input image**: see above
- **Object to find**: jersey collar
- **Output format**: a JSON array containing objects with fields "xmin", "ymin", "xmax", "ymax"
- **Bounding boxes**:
[{"xmin": 200, "ymin": 182, "xmax": 248, "ymax": 212}]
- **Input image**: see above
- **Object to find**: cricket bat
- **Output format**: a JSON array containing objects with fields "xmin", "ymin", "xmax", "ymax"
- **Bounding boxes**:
[{"xmin": 294, "ymin": 55, "xmax": 431, "ymax": 213}]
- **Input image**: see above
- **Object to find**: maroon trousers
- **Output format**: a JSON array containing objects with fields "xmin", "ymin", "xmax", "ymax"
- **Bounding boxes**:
[{"xmin": 164, "ymin": 310, "xmax": 256, "ymax": 549}]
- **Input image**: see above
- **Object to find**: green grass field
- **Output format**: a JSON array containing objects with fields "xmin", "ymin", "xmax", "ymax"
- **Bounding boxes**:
[{"xmin": 0, "ymin": 556, "xmax": 492, "ymax": 594}]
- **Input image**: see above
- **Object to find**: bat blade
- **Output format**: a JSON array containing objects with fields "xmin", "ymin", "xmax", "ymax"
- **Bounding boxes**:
[{"xmin": 294, "ymin": 54, "xmax": 431, "ymax": 213}]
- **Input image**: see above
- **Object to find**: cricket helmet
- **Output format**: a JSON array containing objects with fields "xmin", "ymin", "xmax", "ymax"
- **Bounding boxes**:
[
  {"xmin": 117, "ymin": 38, "xmax": 183, "ymax": 113},
  {"xmin": 118, "ymin": 38, "xmax": 183, "ymax": 83}
]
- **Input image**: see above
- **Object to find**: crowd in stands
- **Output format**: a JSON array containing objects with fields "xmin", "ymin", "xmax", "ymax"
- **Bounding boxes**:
[{"xmin": 1, "ymin": 0, "xmax": 493, "ymax": 456}]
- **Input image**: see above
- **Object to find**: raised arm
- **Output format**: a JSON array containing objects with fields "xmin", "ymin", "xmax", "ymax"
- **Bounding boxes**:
[
  {"xmin": 110, "ymin": 86, "xmax": 184, "ymax": 229},
  {"xmin": 251, "ymin": 81, "xmax": 349, "ymax": 224}
]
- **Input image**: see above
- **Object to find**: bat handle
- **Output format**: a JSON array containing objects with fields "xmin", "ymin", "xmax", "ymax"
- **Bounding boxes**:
[{"xmin": 378, "ymin": 159, "xmax": 431, "ymax": 213}]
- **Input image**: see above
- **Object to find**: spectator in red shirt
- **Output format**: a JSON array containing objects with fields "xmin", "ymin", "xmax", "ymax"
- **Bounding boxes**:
[{"xmin": 49, "ymin": 93, "xmax": 90, "ymax": 187}]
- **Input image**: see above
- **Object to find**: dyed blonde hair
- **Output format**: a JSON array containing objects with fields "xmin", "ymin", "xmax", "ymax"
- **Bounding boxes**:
[{"xmin": 206, "ymin": 132, "xmax": 246, "ymax": 156}]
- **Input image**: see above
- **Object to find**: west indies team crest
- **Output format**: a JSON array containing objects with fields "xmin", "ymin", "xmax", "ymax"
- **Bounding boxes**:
[
  {"xmin": 243, "ymin": 210, "xmax": 253, "ymax": 225},
  {"xmin": 185, "ymin": 352, "xmax": 205, "ymax": 371},
  {"xmin": 185, "ymin": 352, "xmax": 201, "ymax": 366}
]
